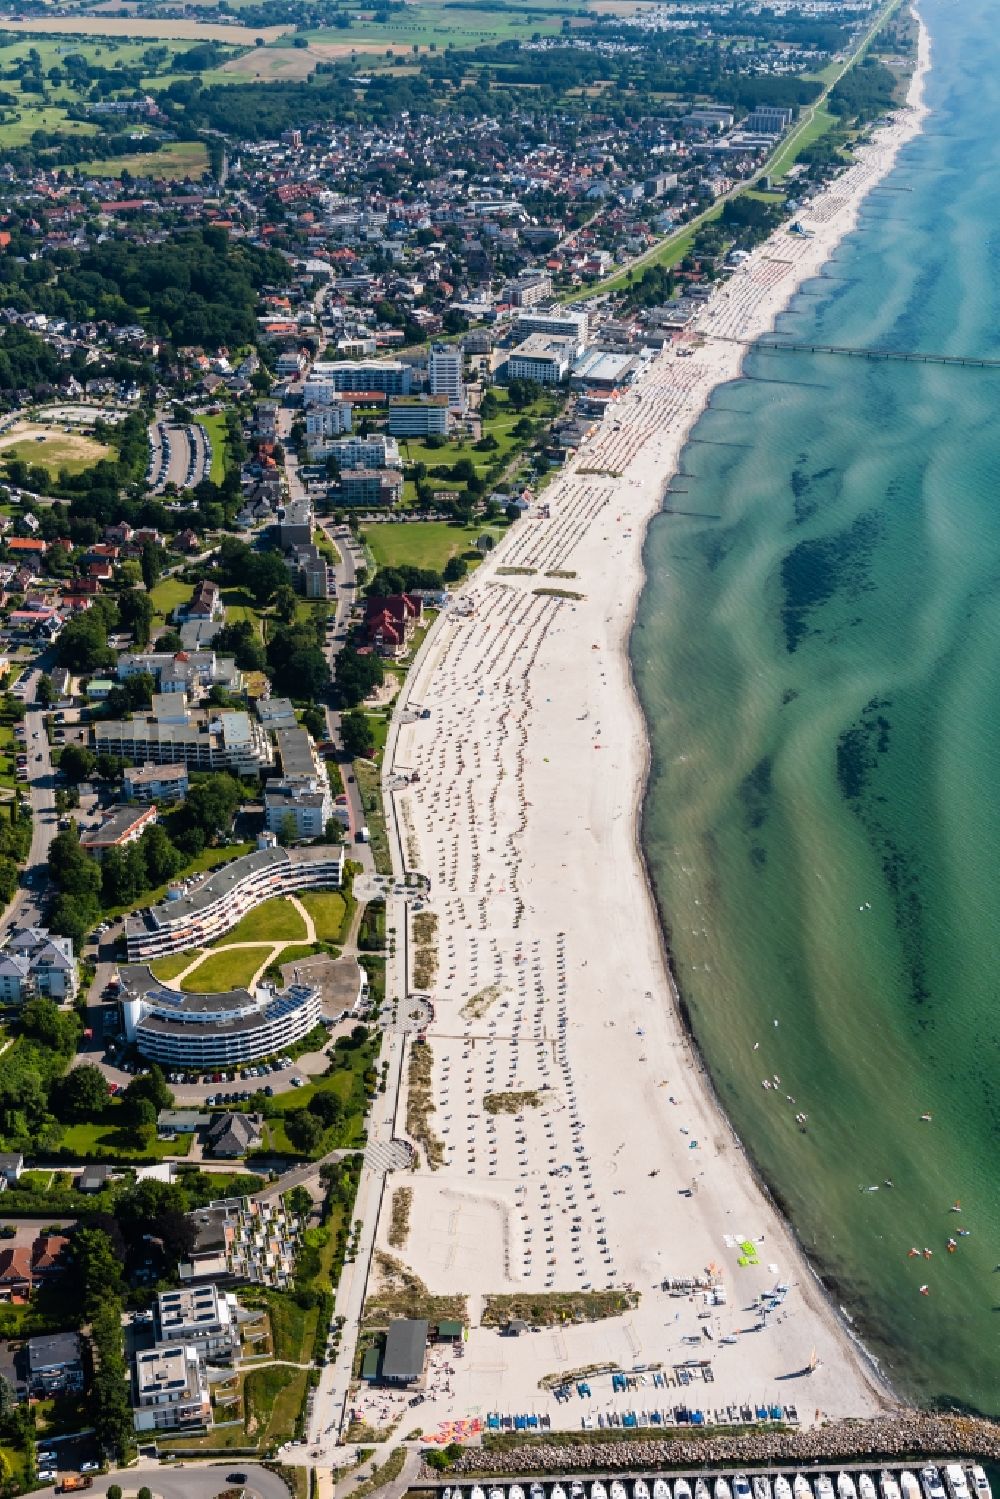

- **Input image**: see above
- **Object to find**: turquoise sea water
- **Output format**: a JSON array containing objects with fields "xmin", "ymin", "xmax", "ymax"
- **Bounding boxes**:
[{"xmin": 633, "ymin": 0, "xmax": 1000, "ymax": 1416}]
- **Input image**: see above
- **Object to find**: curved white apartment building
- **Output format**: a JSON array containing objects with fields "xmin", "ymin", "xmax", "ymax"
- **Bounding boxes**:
[
  {"xmin": 124, "ymin": 842, "xmax": 344, "ymax": 962},
  {"xmin": 119, "ymin": 965, "xmax": 323, "ymax": 1068}
]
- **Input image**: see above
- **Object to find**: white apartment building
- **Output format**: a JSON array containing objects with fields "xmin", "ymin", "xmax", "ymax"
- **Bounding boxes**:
[
  {"xmin": 123, "ymin": 763, "xmax": 190, "ymax": 804},
  {"xmin": 514, "ymin": 307, "xmax": 589, "ymax": 355},
  {"xmin": 321, "ymin": 435, "xmax": 400, "ymax": 471},
  {"xmin": 264, "ymin": 727, "xmax": 335, "ymax": 841},
  {"xmin": 305, "ymin": 403, "xmax": 352, "ymax": 438},
  {"xmin": 120, "ymin": 968, "xmax": 323, "ymax": 1069},
  {"xmin": 96, "ymin": 705, "xmax": 273, "ymax": 777},
  {"xmin": 124, "ymin": 839, "xmax": 344, "ymax": 961},
  {"xmin": 133, "ymin": 1344, "xmax": 211, "ymax": 1433},
  {"xmin": 0, "ymin": 928, "xmax": 76, "ymax": 1004},
  {"xmin": 156, "ymin": 1284, "xmax": 240, "ymax": 1361},
  {"xmin": 506, "ymin": 333, "xmax": 577, "ymax": 385},
  {"xmin": 428, "ymin": 343, "xmax": 465, "ymax": 412}
]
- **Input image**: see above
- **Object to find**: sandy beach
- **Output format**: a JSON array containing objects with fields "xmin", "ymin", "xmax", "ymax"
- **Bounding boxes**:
[{"xmin": 368, "ymin": 23, "xmax": 931, "ymax": 1444}]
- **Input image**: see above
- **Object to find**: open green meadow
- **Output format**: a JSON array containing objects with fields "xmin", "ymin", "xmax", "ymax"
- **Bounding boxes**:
[
  {"xmin": 79, "ymin": 140, "xmax": 210, "ymax": 180},
  {"xmin": 365, "ymin": 519, "xmax": 500, "ymax": 574}
]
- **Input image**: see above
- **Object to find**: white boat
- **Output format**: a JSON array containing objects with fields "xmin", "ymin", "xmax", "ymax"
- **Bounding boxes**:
[
  {"xmin": 472, "ymin": 1486, "xmax": 487, "ymax": 1499},
  {"xmin": 859, "ymin": 1477, "xmax": 877, "ymax": 1499},
  {"xmin": 733, "ymin": 1479, "xmax": 751, "ymax": 1499},
  {"xmin": 776, "ymin": 1481, "xmax": 793, "ymax": 1499},
  {"xmin": 816, "ymin": 1477, "xmax": 836, "ymax": 1499},
  {"xmin": 943, "ymin": 1471, "xmax": 971, "ymax": 1499},
  {"xmin": 970, "ymin": 1470, "xmax": 992, "ymax": 1499},
  {"xmin": 715, "ymin": 1480, "xmax": 732, "ymax": 1499},
  {"xmin": 754, "ymin": 1478, "xmax": 773, "ymax": 1499},
  {"xmin": 511, "ymin": 1488, "xmax": 526, "ymax": 1499},
  {"xmin": 793, "ymin": 1478, "xmax": 812, "ymax": 1499},
  {"xmin": 593, "ymin": 1484, "xmax": 608, "ymax": 1499},
  {"xmin": 531, "ymin": 1486, "xmax": 545, "ymax": 1499},
  {"xmin": 901, "ymin": 1476, "xmax": 921, "ymax": 1499},
  {"xmin": 634, "ymin": 1482, "xmax": 650, "ymax": 1499},
  {"xmin": 654, "ymin": 1485, "xmax": 672, "ymax": 1499},
  {"xmin": 673, "ymin": 1483, "xmax": 689, "ymax": 1499},
  {"xmin": 490, "ymin": 1488, "xmax": 505, "ymax": 1499},
  {"xmin": 612, "ymin": 1483, "xmax": 629, "ymax": 1499},
  {"xmin": 695, "ymin": 1483, "xmax": 711, "ymax": 1499},
  {"xmin": 572, "ymin": 1487, "xmax": 586, "ymax": 1499},
  {"xmin": 879, "ymin": 1476, "xmax": 901, "ymax": 1499},
  {"xmin": 922, "ymin": 1469, "xmax": 947, "ymax": 1499},
  {"xmin": 553, "ymin": 1486, "xmax": 567, "ymax": 1499},
  {"xmin": 839, "ymin": 1477, "xmax": 858, "ymax": 1499}
]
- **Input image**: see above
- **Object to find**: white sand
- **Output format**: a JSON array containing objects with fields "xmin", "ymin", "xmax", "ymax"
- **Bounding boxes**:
[{"xmin": 372, "ymin": 24, "xmax": 930, "ymax": 1441}]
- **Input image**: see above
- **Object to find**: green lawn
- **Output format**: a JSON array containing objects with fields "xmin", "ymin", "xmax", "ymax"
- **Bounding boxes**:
[
  {"xmin": 221, "ymin": 587, "xmax": 264, "ymax": 635},
  {"xmin": 150, "ymin": 950, "xmax": 202, "ymax": 982},
  {"xmin": 301, "ymin": 0, "xmax": 564, "ymax": 50},
  {"xmin": 201, "ymin": 411, "xmax": 229, "ymax": 484},
  {"xmin": 59, "ymin": 1117, "xmax": 190, "ymax": 1160},
  {"xmin": 215, "ymin": 897, "xmax": 306, "ymax": 945},
  {"xmin": 768, "ymin": 105, "xmax": 838, "ymax": 181},
  {"xmin": 149, "ymin": 575, "xmax": 192, "ymax": 623},
  {"xmin": 181, "ymin": 946, "xmax": 268, "ymax": 993},
  {"xmin": 365, "ymin": 520, "xmax": 492, "ymax": 575},
  {"xmin": 298, "ymin": 889, "xmax": 348, "ymax": 944}
]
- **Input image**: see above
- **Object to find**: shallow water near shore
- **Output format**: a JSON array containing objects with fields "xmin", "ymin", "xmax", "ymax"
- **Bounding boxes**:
[{"xmin": 633, "ymin": 0, "xmax": 1000, "ymax": 1416}]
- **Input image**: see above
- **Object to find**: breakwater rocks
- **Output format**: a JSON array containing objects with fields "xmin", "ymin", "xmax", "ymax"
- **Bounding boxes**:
[{"xmin": 430, "ymin": 1415, "xmax": 1000, "ymax": 1477}]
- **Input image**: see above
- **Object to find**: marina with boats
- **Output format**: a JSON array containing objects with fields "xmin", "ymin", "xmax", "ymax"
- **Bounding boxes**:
[{"xmin": 437, "ymin": 1466, "xmax": 991, "ymax": 1499}]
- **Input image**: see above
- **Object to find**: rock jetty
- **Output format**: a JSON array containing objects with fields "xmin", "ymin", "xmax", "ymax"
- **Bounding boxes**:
[{"xmin": 429, "ymin": 1414, "xmax": 1000, "ymax": 1478}]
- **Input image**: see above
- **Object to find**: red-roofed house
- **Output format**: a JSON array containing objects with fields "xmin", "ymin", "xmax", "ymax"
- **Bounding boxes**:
[{"xmin": 364, "ymin": 593, "xmax": 422, "ymax": 659}]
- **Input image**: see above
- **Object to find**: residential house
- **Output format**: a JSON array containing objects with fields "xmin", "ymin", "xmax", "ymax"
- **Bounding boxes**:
[
  {"xmin": 205, "ymin": 1113, "xmax": 264, "ymax": 1159},
  {"xmin": 364, "ymin": 593, "xmax": 422, "ymax": 658}
]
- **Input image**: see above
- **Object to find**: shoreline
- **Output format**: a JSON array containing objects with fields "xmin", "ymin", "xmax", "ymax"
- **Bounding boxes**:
[{"xmin": 376, "ymin": 17, "xmax": 932, "ymax": 1443}]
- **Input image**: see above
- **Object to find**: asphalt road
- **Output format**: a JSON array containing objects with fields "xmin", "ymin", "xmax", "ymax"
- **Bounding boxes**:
[{"xmin": 34, "ymin": 1462, "xmax": 292, "ymax": 1499}]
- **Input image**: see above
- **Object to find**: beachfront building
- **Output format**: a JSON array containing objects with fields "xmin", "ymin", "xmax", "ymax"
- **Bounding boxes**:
[
  {"xmin": 156, "ymin": 1285, "xmax": 241, "ymax": 1361},
  {"xmin": 338, "ymin": 468, "xmax": 404, "ymax": 508},
  {"xmin": 117, "ymin": 650, "xmax": 243, "ymax": 699},
  {"xmin": 124, "ymin": 839, "xmax": 344, "ymax": 961},
  {"xmin": 302, "ymin": 360, "xmax": 411, "ymax": 400},
  {"xmin": 178, "ymin": 1196, "xmax": 301, "ymax": 1289},
  {"xmin": 118, "ymin": 964, "xmax": 323, "ymax": 1068}
]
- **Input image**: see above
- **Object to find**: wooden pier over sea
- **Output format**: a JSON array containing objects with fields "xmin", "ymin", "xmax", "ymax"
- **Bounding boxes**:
[{"xmin": 707, "ymin": 335, "xmax": 1000, "ymax": 370}]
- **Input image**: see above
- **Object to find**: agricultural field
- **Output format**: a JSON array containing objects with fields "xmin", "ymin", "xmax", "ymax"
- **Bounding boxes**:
[
  {"xmin": 0, "ymin": 16, "xmax": 284, "ymax": 41},
  {"xmin": 0, "ymin": 422, "xmax": 111, "ymax": 477},
  {"xmin": 300, "ymin": 0, "xmax": 571, "ymax": 52},
  {"xmin": 78, "ymin": 139, "xmax": 210, "ymax": 179}
]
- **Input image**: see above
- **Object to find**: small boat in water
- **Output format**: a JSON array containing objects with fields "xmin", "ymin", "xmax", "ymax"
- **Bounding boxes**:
[
  {"xmin": 611, "ymin": 1484, "xmax": 628, "ymax": 1499},
  {"xmin": 754, "ymin": 1478, "xmax": 772, "ymax": 1499},
  {"xmin": 715, "ymin": 1480, "xmax": 732, "ymax": 1499},
  {"xmin": 510, "ymin": 1488, "xmax": 525, "ymax": 1499},
  {"xmin": 695, "ymin": 1482, "xmax": 711, "ymax": 1499},
  {"xmin": 970, "ymin": 1471, "xmax": 992, "ymax": 1499},
  {"xmin": 733, "ymin": 1478, "xmax": 751, "ymax": 1499},
  {"xmin": 552, "ymin": 1485, "xmax": 567, "ymax": 1499},
  {"xmin": 635, "ymin": 1482, "xmax": 650, "ymax": 1499},
  {"xmin": 859, "ymin": 1476, "xmax": 877, "ymax": 1499},
  {"xmin": 530, "ymin": 1485, "xmax": 545, "ymax": 1499},
  {"xmin": 943, "ymin": 1470, "xmax": 971, "ymax": 1499},
  {"xmin": 592, "ymin": 1483, "xmax": 608, "ymax": 1499},
  {"xmin": 900, "ymin": 1475, "xmax": 921, "ymax": 1499},
  {"xmin": 571, "ymin": 1486, "xmax": 585, "ymax": 1499},
  {"xmin": 839, "ymin": 1476, "xmax": 859, "ymax": 1499},
  {"xmin": 490, "ymin": 1487, "xmax": 505, "ymax": 1499},
  {"xmin": 922, "ymin": 1469, "xmax": 947, "ymax": 1499},
  {"xmin": 471, "ymin": 1486, "xmax": 487, "ymax": 1499},
  {"xmin": 655, "ymin": 1483, "xmax": 673, "ymax": 1499},
  {"xmin": 879, "ymin": 1475, "xmax": 901, "ymax": 1499},
  {"xmin": 793, "ymin": 1477, "xmax": 812, "ymax": 1499},
  {"xmin": 775, "ymin": 1481, "xmax": 793, "ymax": 1499},
  {"xmin": 816, "ymin": 1477, "xmax": 836, "ymax": 1499}
]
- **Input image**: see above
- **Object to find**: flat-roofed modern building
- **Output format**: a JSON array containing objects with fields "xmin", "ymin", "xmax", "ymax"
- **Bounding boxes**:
[
  {"xmin": 506, "ymin": 333, "xmax": 577, "ymax": 386},
  {"xmin": 123, "ymin": 762, "xmax": 189, "ymax": 804},
  {"xmin": 124, "ymin": 841, "xmax": 344, "ymax": 961},
  {"xmin": 156, "ymin": 1284, "xmax": 240, "ymax": 1360},
  {"xmin": 133, "ymin": 1344, "xmax": 211, "ymax": 1432},
  {"xmin": 96, "ymin": 705, "xmax": 273, "ymax": 777},
  {"xmin": 119, "ymin": 965, "xmax": 323, "ymax": 1068}
]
